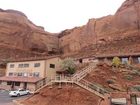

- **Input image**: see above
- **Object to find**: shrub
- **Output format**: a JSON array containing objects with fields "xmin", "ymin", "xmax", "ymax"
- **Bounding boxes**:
[
  {"xmin": 67, "ymin": 67, "xmax": 75, "ymax": 75},
  {"xmin": 130, "ymin": 70, "xmax": 140, "ymax": 76},
  {"xmin": 133, "ymin": 86, "xmax": 140, "ymax": 92},
  {"xmin": 124, "ymin": 75, "xmax": 133, "ymax": 81},
  {"xmin": 106, "ymin": 79, "xmax": 115, "ymax": 84},
  {"xmin": 61, "ymin": 58, "xmax": 76, "ymax": 75},
  {"xmin": 112, "ymin": 57, "xmax": 121, "ymax": 68}
]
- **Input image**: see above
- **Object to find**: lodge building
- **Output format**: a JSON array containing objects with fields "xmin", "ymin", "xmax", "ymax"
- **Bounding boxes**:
[
  {"xmin": 0, "ymin": 56, "xmax": 61, "ymax": 92},
  {"xmin": 76, "ymin": 53, "xmax": 140, "ymax": 64}
]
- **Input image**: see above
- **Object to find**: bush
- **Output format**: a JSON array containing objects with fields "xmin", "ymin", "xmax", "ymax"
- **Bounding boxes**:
[
  {"xmin": 133, "ymin": 86, "xmax": 140, "ymax": 92},
  {"xmin": 61, "ymin": 58, "xmax": 76, "ymax": 75},
  {"xmin": 124, "ymin": 75, "xmax": 133, "ymax": 81},
  {"xmin": 130, "ymin": 70, "xmax": 140, "ymax": 76},
  {"xmin": 112, "ymin": 57, "xmax": 121, "ymax": 68},
  {"xmin": 67, "ymin": 67, "xmax": 75, "ymax": 75},
  {"xmin": 106, "ymin": 79, "xmax": 115, "ymax": 84}
]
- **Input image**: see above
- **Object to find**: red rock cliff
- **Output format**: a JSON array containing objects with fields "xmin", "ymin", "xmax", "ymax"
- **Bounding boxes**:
[
  {"xmin": 0, "ymin": 9, "xmax": 59, "ymax": 60},
  {"xmin": 59, "ymin": 0, "xmax": 140, "ymax": 57}
]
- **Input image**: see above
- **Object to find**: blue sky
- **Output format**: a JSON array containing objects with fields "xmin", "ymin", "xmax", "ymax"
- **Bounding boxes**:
[{"xmin": 0, "ymin": 0, "xmax": 125, "ymax": 33}]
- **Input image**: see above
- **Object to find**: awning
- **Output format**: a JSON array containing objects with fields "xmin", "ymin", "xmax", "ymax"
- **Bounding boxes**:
[{"xmin": 0, "ymin": 76, "xmax": 44, "ymax": 83}]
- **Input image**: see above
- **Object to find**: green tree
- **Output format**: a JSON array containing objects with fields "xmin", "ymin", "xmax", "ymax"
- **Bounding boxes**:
[
  {"xmin": 61, "ymin": 58, "xmax": 76, "ymax": 75},
  {"xmin": 112, "ymin": 56, "xmax": 121, "ymax": 68}
]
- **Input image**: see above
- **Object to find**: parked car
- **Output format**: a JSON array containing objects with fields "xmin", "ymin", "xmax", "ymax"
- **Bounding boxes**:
[{"xmin": 9, "ymin": 89, "xmax": 30, "ymax": 97}]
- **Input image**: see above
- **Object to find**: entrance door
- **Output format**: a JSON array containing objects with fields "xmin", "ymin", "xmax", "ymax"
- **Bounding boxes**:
[
  {"xmin": 79, "ymin": 59, "xmax": 83, "ymax": 63},
  {"xmin": 24, "ymin": 82, "xmax": 27, "ymax": 89},
  {"xmin": 11, "ymin": 82, "xmax": 14, "ymax": 90}
]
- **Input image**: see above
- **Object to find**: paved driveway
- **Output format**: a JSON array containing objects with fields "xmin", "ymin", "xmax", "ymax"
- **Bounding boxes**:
[{"xmin": 0, "ymin": 90, "xmax": 30, "ymax": 105}]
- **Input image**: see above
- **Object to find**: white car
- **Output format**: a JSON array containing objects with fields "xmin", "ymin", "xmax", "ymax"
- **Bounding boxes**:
[{"xmin": 9, "ymin": 89, "xmax": 30, "ymax": 97}]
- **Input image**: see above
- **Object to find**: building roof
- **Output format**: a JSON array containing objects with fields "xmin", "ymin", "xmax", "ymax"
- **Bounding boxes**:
[
  {"xmin": 8, "ymin": 55, "xmax": 60, "ymax": 62},
  {"xmin": 96, "ymin": 53, "xmax": 140, "ymax": 58},
  {"xmin": 0, "ymin": 76, "xmax": 44, "ymax": 83}
]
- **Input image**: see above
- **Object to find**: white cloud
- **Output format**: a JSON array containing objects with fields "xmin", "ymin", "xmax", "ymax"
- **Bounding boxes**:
[{"xmin": 0, "ymin": 0, "xmax": 125, "ymax": 32}]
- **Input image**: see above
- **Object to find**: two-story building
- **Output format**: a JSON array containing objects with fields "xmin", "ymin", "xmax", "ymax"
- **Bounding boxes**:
[{"xmin": 0, "ymin": 56, "xmax": 61, "ymax": 92}]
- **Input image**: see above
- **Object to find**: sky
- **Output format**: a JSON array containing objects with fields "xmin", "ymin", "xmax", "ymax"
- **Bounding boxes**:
[{"xmin": 0, "ymin": 0, "xmax": 126, "ymax": 33}]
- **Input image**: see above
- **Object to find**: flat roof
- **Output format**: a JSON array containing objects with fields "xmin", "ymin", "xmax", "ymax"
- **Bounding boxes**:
[
  {"xmin": 0, "ymin": 76, "xmax": 44, "ymax": 83},
  {"xmin": 96, "ymin": 53, "xmax": 140, "ymax": 58},
  {"xmin": 74, "ymin": 53, "xmax": 140, "ymax": 60},
  {"xmin": 8, "ymin": 55, "xmax": 60, "ymax": 63}
]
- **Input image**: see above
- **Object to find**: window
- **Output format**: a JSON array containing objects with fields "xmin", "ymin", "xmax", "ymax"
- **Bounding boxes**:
[
  {"xmin": 14, "ymin": 73, "xmax": 17, "ymax": 76},
  {"xmin": 9, "ymin": 72, "xmax": 13, "ymax": 76},
  {"xmin": 23, "ymin": 73, "xmax": 28, "ymax": 77},
  {"xmin": 122, "ymin": 58, "xmax": 128, "ymax": 64},
  {"xmin": 33, "ymin": 72, "xmax": 39, "ymax": 77},
  {"xmin": 15, "ymin": 82, "xmax": 20, "ymax": 86},
  {"xmin": 18, "ymin": 64, "xmax": 24, "ymax": 68},
  {"xmin": 34, "ymin": 63, "xmax": 40, "ymax": 67},
  {"xmin": 17, "ymin": 73, "xmax": 23, "ymax": 76},
  {"xmin": 29, "ymin": 73, "xmax": 33, "ymax": 77},
  {"xmin": 7, "ymin": 82, "xmax": 12, "ymax": 85},
  {"xmin": 10, "ymin": 64, "xmax": 14, "ymax": 68},
  {"xmin": 50, "ymin": 64, "xmax": 55, "ymax": 68},
  {"xmin": 24, "ymin": 64, "xmax": 29, "ymax": 67},
  {"xmin": 138, "ymin": 57, "xmax": 140, "ymax": 63},
  {"xmin": 18, "ymin": 64, "xmax": 29, "ymax": 68}
]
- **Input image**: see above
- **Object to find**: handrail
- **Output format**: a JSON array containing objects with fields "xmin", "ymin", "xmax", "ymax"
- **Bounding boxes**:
[
  {"xmin": 71, "ymin": 62, "xmax": 97, "ymax": 81},
  {"xmin": 33, "ymin": 62, "xmax": 108, "ymax": 99},
  {"xmin": 34, "ymin": 78, "xmax": 51, "ymax": 93},
  {"xmin": 81, "ymin": 79, "xmax": 109, "ymax": 94}
]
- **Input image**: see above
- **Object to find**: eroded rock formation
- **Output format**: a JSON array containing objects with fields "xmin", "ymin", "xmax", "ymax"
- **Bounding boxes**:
[
  {"xmin": 0, "ymin": 9, "xmax": 59, "ymax": 60},
  {"xmin": 0, "ymin": 0, "xmax": 140, "ymax": 60},
  {"xmin": 59, "ymin": 0, "xmax": 140, "ymax": 57}
]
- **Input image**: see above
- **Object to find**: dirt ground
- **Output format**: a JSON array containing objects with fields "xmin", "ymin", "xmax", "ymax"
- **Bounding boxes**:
[
  {"xmin": 85, "ymin": 63, "xmax": 140, "ymax": 91},
  {"xmin": 22, "ymin": 84, "xmax": 100, "ymax": 105}
]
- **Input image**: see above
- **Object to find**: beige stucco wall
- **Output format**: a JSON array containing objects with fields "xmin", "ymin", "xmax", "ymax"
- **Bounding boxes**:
[
  {"xmin": 0, "ymin": 81, "xmax": 11, "ymax": 90},
  {"xmin": 0, "ymin": 81, "xmax": 39, "ymax": 92},
  {"xmin": 7, "ymin": 60, "xmax": 45, "ymax": 78},
  {"xmin": 45, "ymin": 57, "xmax": 61, "ymax": 79},
  {"xmin": 27, "ymin": 83, "xmax": 36, "ymax": 92},
  {"xmin": 0, "ymin": 68, "xmax": 6, "ymax": 76}
]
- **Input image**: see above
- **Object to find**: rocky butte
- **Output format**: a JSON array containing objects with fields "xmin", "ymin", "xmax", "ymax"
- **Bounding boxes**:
[
  {"xmin": 59, "ymin": 0, "xmax": 140, "ymax": 57},
  {"xmin": 0, "ymin": 0, "xmax": 140, "ymax": 60},
  {"xmin": 0, "ymin": 9, "xmax": 59, "ymax": 61}
]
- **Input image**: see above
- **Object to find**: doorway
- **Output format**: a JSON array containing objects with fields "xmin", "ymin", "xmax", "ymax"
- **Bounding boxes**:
[
  {"xmin": 24, "ymin": 82, "xmax": 27, "ymax": 89},
  {"xmin": 79, "ymin": 59, "xmax": 83, "ymax": 63}
]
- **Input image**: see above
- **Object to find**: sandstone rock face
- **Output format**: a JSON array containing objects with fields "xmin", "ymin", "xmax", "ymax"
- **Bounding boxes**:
[
  {"xmin": 0, "ymin": 9, "xmax": 59, "ymax": 60},
  {"xmin": 59, "ymin": 0, "xmax": 140, "ymax": 56},
  {"xmin": 0, "ymin": 0, "xmax": 140, "ymax": 59}
]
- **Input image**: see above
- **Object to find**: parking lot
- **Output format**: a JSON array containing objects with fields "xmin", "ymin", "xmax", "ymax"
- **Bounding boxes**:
[{"xmin": 0, "ymin": 90, "xmax": 30, "ymax": 105}]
